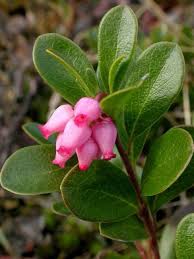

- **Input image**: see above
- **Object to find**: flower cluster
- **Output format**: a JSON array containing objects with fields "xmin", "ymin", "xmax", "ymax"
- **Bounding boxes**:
[{"xmin": 38, "ymin": 97, "xmax": 117, "ymax": 170}]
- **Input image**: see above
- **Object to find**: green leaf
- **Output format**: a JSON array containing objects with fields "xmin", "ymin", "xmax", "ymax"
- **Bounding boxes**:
[
  {"xmin": 96, "ymin": 65, "xmax": 107, "ymax": 92},
  {"xmin": 152, "ymin": 157, "xmax": 194, "ymax": 211},
  {"xmin": 141, "ymin": 128, "xmax": 193, "ymax": 196},
  {"xmin": 160, "ymin": 224, "xmax": 176, "ymax": 259},
  {"xmin": 101, "ymin": 42, "xmax": 185, "ymax": 140},
  {"xmin": 109, "ymin": 55, "xmax": 127, "ymax": 90},
  {"xmin": 152, "ymin": 126, "xmax": 194, "ymax": 211},
  {"xmin": 100, "ymin": 215, "xmax": 147, "ymax": 242},
  {"xmin": 111, "ymin": 47, "xmax": 142, "ymax": 92},
  {"xmin": 129, "ymin": 128, "xmax": 150, "ymax": 166},
  {"xmin": 22, "ymin": 122, "xmax": 56, "ymax": 144},
  {"xmin": 0, "ymin": 145, "xmax": 75, "ymax": 195},
  {"xmin": 60, "ymin": 160, "xmax": 138, "ymax": 222},
  {"xmin": 52, "ymin": 201, "xmax": 71, "ymax": 216},
  {"xmin": 176, "ymin": 213, "xmax": 194, "ymax": 259},
  {"xmin": 33, "ymin": 33, "xmax": 98, "ymax": 104},
  {"xmin": 98, "ymin": 5, "xmax": 137, "ymax": 92}
]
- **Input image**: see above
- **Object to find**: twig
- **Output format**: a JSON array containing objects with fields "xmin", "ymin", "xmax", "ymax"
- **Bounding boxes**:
[
  {"xmin": 116, "ymin": 136, "xmax": 160, "ymax": 259},
  {"xmin": 143, "ymin": 0, "xmax": 194, "ymax": 46},
  {"xmin": 47, "ymin": 92, "xmax": 61, "ymax": 118},
  {"xmin": 181, "ymin": 46, "xmax": 194, "ymax": 54},
  {"xmin": 0, "ymin": 227, "xmax": 16, "ymax": 257},
  {"xmin": 183, "ymin": 81, "xmax": 191, "ymax": 125},
  {"xmin": 143, "ymin": 0, "xmax": 179, "ymax": 30},
  {"xmin": 135, "ymin": 4, "xmax": 149, "ymax": 18},
  {"xmin": 135, "ymin": 241, "xmax": 148, "ymax": 259},
  {"xmin": 164, "ymin": 113, "xmax": 178, "ymax": 126}
]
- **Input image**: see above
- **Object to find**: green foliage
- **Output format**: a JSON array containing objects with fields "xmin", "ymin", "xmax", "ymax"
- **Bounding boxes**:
[
  {"xmin": 101, "ymin": 42, "xmax": 185, "ymax": 144},
  {"xmin": 0, "ymin": 4, "xmax": 189, "ymax": 253},
  {"xmin": 51, "ymin": 201, "xmax": 71, "ymax": 216},
  {"xmin": 142, "ymin": 128, "xmax": 193, "ymax": 196},
  {"xmin": 152, "ymin": 157, "xmax": 194, "ymax": 212},
  {"xmin": 33, "ymin": 33, "xmax": 98, "ymax": 104},
  {"xmin": 100, "ymin": 215, "xmax": 147, "ymax": 242},
  {"xmin": 0, "ymin": 145, "xmax": 75, "ymax": 195},
  {"xmin": 176, "ymin": 213, "xmax": 194, "ymax": 259},
  {"xmin": 110, "ymin": 48, "xmax": 142, "ymax": 92},
  {"xmin": 98, "ymin": 5, "xmax": 137, "ymax": 92},
  {"xmin": 152, "ymin": 126, "xmax": 194, "ymax": 211},
  {"xmin": 129, "ymin": 128, "xmax": 150, "ymax": 166},
  {"xmin": 61, "ymin": 160, "xmax": 138, "ymax": 222},
  {"xmin": 22, "ymin": 122, "xmax": 56, "ymax": 144}
]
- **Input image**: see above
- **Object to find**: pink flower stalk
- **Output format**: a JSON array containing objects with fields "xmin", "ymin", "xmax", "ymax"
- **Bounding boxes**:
[
  {"xmin": 38, "ymin": 104, "xmax": 74, "ymax": 139},
  {"xmin": 58, "ymin": 118, "xmax": 92, "ymax": 156},
  {"xmin": 92, "ymin": 118, "xmax": 117, "ymax": 160},
  {"xmin": 74, "ymin": 97, "xmax": 101, "ymax": 124},
  {"xmin": 52, "ymin": 133, "xmax": 74, "ymax": 168},
  {"xmin": 76, "ymin": 138, "xmax": 100, "ymax": 171}
]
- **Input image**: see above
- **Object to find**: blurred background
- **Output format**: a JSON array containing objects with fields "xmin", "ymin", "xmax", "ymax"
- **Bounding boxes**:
[{"xmin": 0, "ymin": 0, "xmax": 194, "ymax": 258}]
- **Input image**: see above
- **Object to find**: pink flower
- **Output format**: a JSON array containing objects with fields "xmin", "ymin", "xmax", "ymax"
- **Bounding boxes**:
[
  {"xmin": 57, "ymin": 118, "xmax": 92, "ymax": 156},
  {"xmin": 38, "ymin": 96, "xmax": 118, "ymax": 170},
  {"xmin": 92, "ymin": 118, "xmax": 117, "ymax": 160},
  {"xmin": 76, "ymin": 138, "xmax": 100, "ymax": 171},
  {"xmin": 74, "ymin": 97, "xmax": 101, "ymax": 124},
  {"xmin": 52, "ymin": 133, "xmax": 74, "ymax": 168},
  {"xmin": 38, "ymin": 104, "xmax": 74, "ymax": 139}
]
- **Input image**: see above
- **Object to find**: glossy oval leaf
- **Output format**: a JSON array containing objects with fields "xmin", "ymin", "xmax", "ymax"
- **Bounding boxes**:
[
  {"xmin": 52, "ymin": 201, "xmax": 71, "ymax": 216},
  {"xmin": 129, "ymin": 128, "xmax": 150, "ymax": 166},
  {"xmin": 33, "ymin": 33, "xmax": 98, "ymax": 104},
  {"xmin": 98, "ymin": 5, "xmax": 137, "ymax": 92},
  {"xmin": 0, "ymin": 145, "xmax": 75, "ymax": 195},
  {"xmin": 152, "ymin": 158, "xmax": 194, "ymax": 212},
  {"xmin": 101, "ymin": 42, "xmax": 185, "ymax": 139},
  {"xmin": 176, "ymin": 213, "xmax": 194, "ymax": 259},
  {"xmin": 141, "ymin": 128, "xmax": 193, "ymax": 196},
  {"xmin": 152, "ymin": 126, "xmax": 194, "ymax": 211},
  {"xmin": 100, "ymin": 215, "xmax": 147, "ymax": 242},
  {"xmin": 61, "ymin": 160, "xmax": 138, "ymax": 222},
  {"xmin": 111, "ymin": 47, "xmax": 142, "ymax": 92},
  {"xmin": 108, "ymin": 55, "xmax": 127, "ymax": 91},
  {"xmin": 22, "ymin": 122, "xmax": 56, "ymax": 144}
]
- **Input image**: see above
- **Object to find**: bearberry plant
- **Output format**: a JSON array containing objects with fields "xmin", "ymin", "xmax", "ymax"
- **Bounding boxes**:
[{"xmin": 1, "ymin": 5, "xmax": 194, "ymax": 259}]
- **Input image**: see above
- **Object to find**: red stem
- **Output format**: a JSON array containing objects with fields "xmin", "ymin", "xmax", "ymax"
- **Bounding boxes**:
[
  {"xmin": 135, "ymin": 241, "xmax": 148, "ymax": 259},
  {"xmin": 95, "ymin": 92, "xmax": 160, "ymax": 258},
  {"xmin": 116, "ymin": 137, "xmax": 160, "ymax": 259}
]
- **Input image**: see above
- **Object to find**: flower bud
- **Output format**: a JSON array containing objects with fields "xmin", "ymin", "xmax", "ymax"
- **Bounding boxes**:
[
  {"xmin": 58, "ymin": 118, "xmax": 92, "ymax": 156},
  {"xmin": 74, "ymin": 97, "xmax": 101, "ymax": 123},
  {"xmin": 38, "ymin": 104, "xmax": 74, "ymax": 139},
  {"xmin": 76, "ymin": 138, "xmax": 99, "ymax": 171},
  {"xmin": 92, "ymin": 118, "xmax": 117, "ymax": 160}
]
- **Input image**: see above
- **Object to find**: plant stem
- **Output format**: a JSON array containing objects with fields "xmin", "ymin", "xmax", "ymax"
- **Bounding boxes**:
[
  {"xmin": 116, "ymin": 137, "xmax": 160, "ymax": 259},
  {"xmin": 135, "ymin": 241, "xmax": 148, "ymax": 259},
  {"xmin": 183, "ymin": 80, "xmax": 191, "ymax": 126}
]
